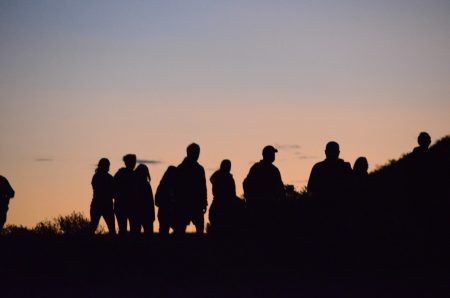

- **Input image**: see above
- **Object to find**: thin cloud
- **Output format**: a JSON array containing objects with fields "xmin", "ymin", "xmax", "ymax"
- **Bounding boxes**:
[
  {"xmin": 275, "ymin": 144, "xmax": 301, "ymax": 150},
  {"xmin": 296, "ymin": 155, "xmax": 317, "ymax": 160},
  {"xmin": 293, "ymin": 151, "xmax": 317, "ymax": 160},
  {"xmin": 35, "ymin": 158, "xmax": 54, "ymax": 162},
  {"xmin": 136, "ymin": 159, "xmax": 163, "ymax": 165}
]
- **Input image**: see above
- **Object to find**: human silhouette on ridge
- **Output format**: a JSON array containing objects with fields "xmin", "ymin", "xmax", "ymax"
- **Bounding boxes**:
[
  {"xmin": 131, "ymin": 164, "xmax": 155, "ymax": 236},
  {"xmin": 155, "ymin": 166, "xmax": 177, "ymax": 235},
  {"xmin": 307, "ymin": 141, "xmax": 352, "ymax": 204},
  {"xmin": 243, "ymin": 145, "xmax": 286, "ymax": 232},
  {"xmin": 114, "ymin": 154, "xmax": 137, "ymax": 236},
  {"xmin": 209, "ymin": 159, "xmax": 243, "ymax": 234},
  {"xmin": 174, "ymin": 143, "xmax": 207, "ymax": 235},
  {"xmin": 412, "ymin": 132, "xmax": 432, "ymax": 155},
  {"xmin": 89, "ymin": 158, "xmax": 116, "ymax": 235},
  {"xmin": 0, "ymin": 175, "xmax": 15, "ymax": 231}
]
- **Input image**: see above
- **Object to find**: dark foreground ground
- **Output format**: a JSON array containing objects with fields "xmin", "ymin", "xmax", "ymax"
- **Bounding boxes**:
[{"xmin": 0, "ymin": 232, "xmax": 449, "ymax": 298}]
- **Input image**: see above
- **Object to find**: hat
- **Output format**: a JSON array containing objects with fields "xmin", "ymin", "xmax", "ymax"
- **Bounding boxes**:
[{"xmin": 263, "ymin": 145, "xmax": 278, "ymax": 156}]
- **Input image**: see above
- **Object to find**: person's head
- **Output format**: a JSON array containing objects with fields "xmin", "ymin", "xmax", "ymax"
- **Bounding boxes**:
[
  {"xmin": 262, "ymin": 145, "xmax": 278, "ymax": 163},
  {"xmin": 220, "ymin": 159, "xmax": 231, "ymax": 173},
  {"xmin": 163, "ymin": 165, "xmax": 177, "ymax": 181},
  {"xmin": 123, "ymin": 154, "xmax": 137, "ymax": 170},
  {"xmin": 325, "ymin": 141, "xmax": 340, "ymax": 161},
  {"xmin": 417, "ymin": 132, "xmax": 431, "ymax": 149},
  {"xmin": 186, "ymin": 143, "xmax": 200, "ymax": 161},
  {"xmin": 353, "ymin": 157, "xmax": 369, "ymax": 175},
  {"xmin": 96, "ymin": 158, "xmax": 110, "ymax": 173},
  {"xmin": 135, "ymin": 164, "xmax": 150, "ymax": 181}
]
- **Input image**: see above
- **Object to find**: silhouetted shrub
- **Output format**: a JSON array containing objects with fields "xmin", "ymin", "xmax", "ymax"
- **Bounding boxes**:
[
  {"xmin": 34, "ymin": 219, "xmax": 59, "ymax": 236},
  {"xmin": 55, "ymin": 212, "xmax": 90, "ymax": 236},
  {"xmin": 1, "ymin": 224, "xmax": 33, "ymax": 237}
]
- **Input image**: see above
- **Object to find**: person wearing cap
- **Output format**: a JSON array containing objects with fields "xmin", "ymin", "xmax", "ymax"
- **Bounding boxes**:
[{"xmin": 243, "ymin": 145, "xmax": 286, "ymax": 232}]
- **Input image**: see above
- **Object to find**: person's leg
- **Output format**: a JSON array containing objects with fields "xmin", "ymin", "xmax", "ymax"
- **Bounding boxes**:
[
  {"xmin": 103, "ymin": 208, "xmax": 116, "ymax": 236},
  {"xmin": 192, "ymin": 211, "xmax": 205, "ymax": 235},
  {"xmin": 115, "ymin": 211, "xmax": 127, "ymax": 236},
  {"xmin": 129, "ymin": 214, "xmax": 141, "ymax": 236},
  {"xmin": 0, "ymin": 208, "xmax": 7, "ymax": 231},
  {"xmin": 159, "ymin": 221, "xmax": 170, "ymax": 235},
  {"xmin": 143, "ymin": 221, "xmax": 154, "ymax": 236},
  {"xmin": 89, "ymin": 206, "xmax": 101, "ymax": 235}
]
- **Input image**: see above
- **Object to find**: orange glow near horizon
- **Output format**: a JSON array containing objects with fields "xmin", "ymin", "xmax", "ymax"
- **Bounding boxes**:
[{"xmin": 1, "ymin": 1, "xmax": 450, "ymax": 230}]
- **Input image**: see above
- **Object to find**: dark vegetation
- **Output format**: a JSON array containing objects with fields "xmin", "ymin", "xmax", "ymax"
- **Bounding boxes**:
[{"xmin": 1, "ymin": 137, "xmax": 449, "ymax": 297}]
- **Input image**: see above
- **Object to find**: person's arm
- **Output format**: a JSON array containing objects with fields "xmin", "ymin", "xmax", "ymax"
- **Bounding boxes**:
[
  {"xmin": 307, "ymin": 164, "xmax": 318, "ymax": 195},
  {"xmin": 200, "ymin": 167, "xmax": 208, "ymax": 211},
  {"xmin": 276, "ymin": 169, "xmax": 286, "ymax": 200},
  {"xmin": 1, "ymin": 177, "xmax": 15, "ymax": 199}
]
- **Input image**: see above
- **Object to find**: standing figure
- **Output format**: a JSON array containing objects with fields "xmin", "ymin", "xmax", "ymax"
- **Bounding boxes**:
[
  {"xmin": 114, "ymin": 154, "xmax": 137, "ymax": 236},
  {"xmin": 243, "ymin": 145, "xmax": 286, "ymax": 232},
  {"xmin": 89, "ymin": 158, "xmax": 116, "ymax": 235},
  {"xmin": 132, "ymin": 164, "xmax": 155, "ymax": 236},
  {"xmin": 174, "ymin": 143, "xmax": 207, "ymax": 235},
  {"xmin": 307, "ymin": 141, "xmax": 352, "ymax": 203},
  {"xmin": 350, "ymin": 157, "xmax": 370, "ymax": 237},
  {"xmin": 307, "ymin": 141, "xmax": 352, "ymax": 238},
  {"xmin": 209, "ymin": 160, "xmax": 241, "ymax": 234},
  {"xmin": 0, "ymin": 175, "xmax": 15, "ymax": 231},
  {"xmin": 412, "ymin": 132, "xmax": 431, "ymax": 155},
  {"xmin": 155, "ymin": 166, "xmax": 177, "ymax": 235}
]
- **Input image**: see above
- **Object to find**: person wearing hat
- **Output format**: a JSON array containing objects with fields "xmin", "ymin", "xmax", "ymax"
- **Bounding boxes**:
[{"xmin": 243, "ymin": 145, "xmax": 286, "ymax": 232}]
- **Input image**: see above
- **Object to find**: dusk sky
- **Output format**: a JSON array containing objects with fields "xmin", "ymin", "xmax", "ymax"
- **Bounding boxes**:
[{"xmin": 1, "ymin": 0, "xmax": 449, "ymax": 229}]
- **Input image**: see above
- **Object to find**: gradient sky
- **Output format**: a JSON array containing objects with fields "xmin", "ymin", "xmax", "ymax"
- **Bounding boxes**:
[{"xmin": 1, "ymin": 0, "xmax": 449, "ymax": 229}]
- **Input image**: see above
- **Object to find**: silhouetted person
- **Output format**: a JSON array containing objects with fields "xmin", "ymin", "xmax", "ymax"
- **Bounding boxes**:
[
  {"xmin": 412, "ymin": 132, "xmax": 431, "ymax": 155},
  {"xmin": 209, "ymin": 160, "xmax": 243, "ymax": 234},
  {"xmin": 114, "ymin": 154, "xmax": 137, "ymax": 236},
  {"xmin": 0, "ymin": 175, "xmax": 15, "ymax": 231},
  {"xmin": 307, "ymin": 141, "xmax": 352, "ymax": 240},
  {"xmin": 350, "ymin": 157, "xmax": 371, "ymax": 239},
  {"xmin": 243, "ymin": 145, "xmax": 286, "ymax": 232},
  {"xmin": 89, "ymin": 158, "xmax": 116, "ymax": 235},
  {"xmin": 307, "ymin": 141, "xmax": 352, "ymax": 203},
  {"xmin": 131, "ymin": 164, "xmax": 155, "ymax": 236},
  {"xmin": 155, "ymin": 166, "xmax": 177, "ymax": 235},
  {"xmin": 409, "ymin": 132, "xmax": 435, "ymax": 241},
  {"xmin": 174, "ymin": 143, "xmax": 207, "ymax": 235}
]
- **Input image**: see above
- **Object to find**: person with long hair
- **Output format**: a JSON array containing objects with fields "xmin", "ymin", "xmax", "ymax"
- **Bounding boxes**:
[
  {"xmin": 132, "ymin": 164, "xmax": 155, "ymax": 236},
  {"xmin": 89, "ymin": 158, "xmax": 115, "ymax": 235},
  {"xmin": 155, "ymin": 166, "xmax": 177, "ymax": 235}
]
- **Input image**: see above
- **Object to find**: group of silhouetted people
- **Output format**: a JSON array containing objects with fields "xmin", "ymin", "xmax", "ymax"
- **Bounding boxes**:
[
  {"xmin": 86, "ymin": 139, "xmax": 376, "ymax": 236},
  {"xmin": 1, "ymin": 131, "xmax": 445, "ymax": 240},
  {"xmin": 89, "ymin": 154, "xmax": 155, "ymax": 236}
]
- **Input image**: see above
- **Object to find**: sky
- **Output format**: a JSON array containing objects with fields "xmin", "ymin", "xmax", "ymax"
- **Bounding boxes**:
[{"xmin": 1, "ymin": 0, "xmax": 449, "ymax": 229}]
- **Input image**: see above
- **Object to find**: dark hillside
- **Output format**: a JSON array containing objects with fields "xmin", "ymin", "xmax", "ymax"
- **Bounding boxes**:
[{"xmin": 0, "ymin": 138, "xmax": 449, "ymax": 297}]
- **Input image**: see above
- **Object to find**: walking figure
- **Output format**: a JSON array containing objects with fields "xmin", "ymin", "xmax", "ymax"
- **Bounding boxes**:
[{"xmin": 89, "ymin": 158, "xmax": 116, "ymax": 235}]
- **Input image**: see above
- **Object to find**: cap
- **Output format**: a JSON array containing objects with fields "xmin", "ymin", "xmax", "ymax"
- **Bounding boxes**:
[{"xmin": 263, "ymin": 145, "xmax": 278, "ymax": 156}]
